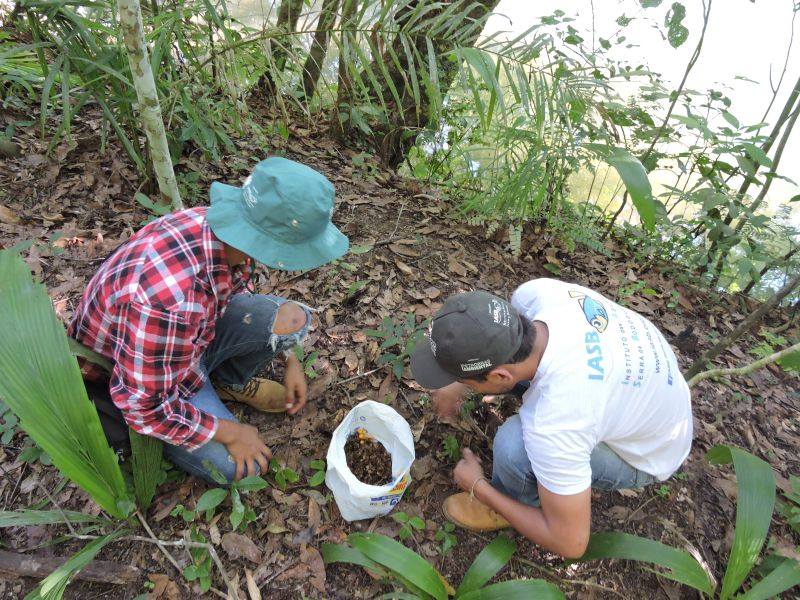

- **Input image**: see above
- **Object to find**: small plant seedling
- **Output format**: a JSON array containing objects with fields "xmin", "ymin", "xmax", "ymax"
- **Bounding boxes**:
[
  {"xmin": 0, "ymin": 400, "xmax": 18, "ymax": 444},
  {"xmin": 778, "ymin": 474, "xmax": 800, "ymax": 534},
  {"xmin": 655, "ymin": 483, "xmax": 671, "ymax": 498},
  {"xmin": 183, "ymin": 526, "xmax": 213, "ymax": 592},
  {"xmin": 201, "ymin": 461, "xmax": 268, "ymax": 531},
  {"xmin": 308, "ymin": 459, "xmax": 326, "ymax": 487},
  {"xmin": 435, "ymin": 522, "xmax": 457, "ymax": 555},
  {"xmin": 442, "ymin": 435, "xmax": 460, "ymax": 462},
  {"xmin": 170, "ymin": 503, "xmax": 197, "ymax": 523},
  {"xmin": 270, "ymin": 458, "xmax": 300, "ymax": 491},
  {"xmin": 392, "ymin": 511, "xmax": 425, "ymax": 541},
  {"xmin": 294, "ymin": 345, "xmax": 319, "ymax": 379},
  {"xmin": 364, "ymin": 313, "xmax": 429, "ymax": 379}
]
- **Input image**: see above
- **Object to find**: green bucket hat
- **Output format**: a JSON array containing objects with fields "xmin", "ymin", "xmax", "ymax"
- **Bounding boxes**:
[{"xmin": 207, "ymin": 157, "xmax": 349, "ymax": 271}]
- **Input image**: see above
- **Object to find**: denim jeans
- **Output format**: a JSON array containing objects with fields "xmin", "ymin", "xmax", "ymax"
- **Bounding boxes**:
[
  {"xmin": 491, "ymin": 415, "xmax": 656, "ymax": 506},
  {"xmin": 163, "ymin": 294, "xmax": 311, "ymax": 484}
]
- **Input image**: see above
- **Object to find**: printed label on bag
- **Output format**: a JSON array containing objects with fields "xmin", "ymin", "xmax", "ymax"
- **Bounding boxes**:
[{"xmin": 370, "ymin": 474, "xmax": 410, "ymax": 503}]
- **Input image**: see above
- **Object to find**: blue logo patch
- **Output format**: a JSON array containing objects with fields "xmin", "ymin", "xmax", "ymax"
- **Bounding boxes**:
[{"xmin": 569, "ymin": 290, "xmax": 609, "ymax": 333}]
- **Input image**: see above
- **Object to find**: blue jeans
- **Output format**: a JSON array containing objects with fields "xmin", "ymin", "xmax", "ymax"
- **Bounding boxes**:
[
  {"xmin": 163, "ymin": 294, "xmax": 311, "ymax": 484},
  {"xmin": 491, "ymin": 415, "xmax": 656, "ymax": 506}
]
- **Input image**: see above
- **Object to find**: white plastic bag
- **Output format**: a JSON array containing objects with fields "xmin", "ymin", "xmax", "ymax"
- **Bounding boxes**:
[{"xmin": 325, "ymin": 400, "xmax": 415, "ymax": 522}]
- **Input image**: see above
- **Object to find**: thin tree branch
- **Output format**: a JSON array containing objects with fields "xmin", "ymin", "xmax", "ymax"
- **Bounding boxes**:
[{"xmin": 688, "ymin": 340, "xmax": 800, "ymax": 387}]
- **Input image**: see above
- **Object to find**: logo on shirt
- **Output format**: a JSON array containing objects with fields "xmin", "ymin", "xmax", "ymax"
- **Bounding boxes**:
[{"xmin": 569, "ymin": 290, "xmax": 609, "ymax": 333}]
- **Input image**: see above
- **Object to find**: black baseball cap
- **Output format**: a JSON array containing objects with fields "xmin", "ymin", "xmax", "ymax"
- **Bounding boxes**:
[{"xmin": 410, "ymin": 291, "xmax": 524, "ymax": 389}]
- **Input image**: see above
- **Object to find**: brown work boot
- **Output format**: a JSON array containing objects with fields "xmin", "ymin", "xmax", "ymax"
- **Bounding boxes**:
[
  {"xmin": 443, "ymin": 492, "xmax": 510, "ymax": 532},
  {"xmin": 215, "ymin": 377, "xmax": 287, "ymax": 413}
]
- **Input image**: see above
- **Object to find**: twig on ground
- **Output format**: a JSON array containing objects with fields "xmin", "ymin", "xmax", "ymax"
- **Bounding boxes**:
[
  {"xmin": 37, "ymin": 481, "xmax": 78, "ymax": 537},
  {"xmin": 334, "ymin": 366, "xmax": 384, "ymax": 386},
  {"xmin": 261, "ymin": 559, "xmax": 296, "ymax": 587},
  {"xmin": 687, "ymin": 340, "xmax": 800, "ymax": 387}
]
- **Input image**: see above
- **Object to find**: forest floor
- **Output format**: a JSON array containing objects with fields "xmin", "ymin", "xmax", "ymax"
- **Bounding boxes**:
[{"xmin": 1, "ymin": 106, "xmax": 799, "ymax": 599}]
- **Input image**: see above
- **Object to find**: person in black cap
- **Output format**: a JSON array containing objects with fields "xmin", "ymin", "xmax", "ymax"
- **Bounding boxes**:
[{"xmin": 411, "ymin": 278, "xmax": 692, "ymax": 558}]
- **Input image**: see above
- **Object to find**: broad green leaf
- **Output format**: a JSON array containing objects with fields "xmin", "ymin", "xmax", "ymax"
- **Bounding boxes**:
[
  {"xmin": 721, "ymin": 110, "xmax": 740, "ymax": 129},
  {"xmin": 66, "ymin": 338, "xmax": 111, "ymax": 373},
  {"xmin": 321, "ymin": 542, "xmax": 388, "ymax": 577},
  {"xmin": 665, "ymin": 2, "xmax": 689, "ymax": 48},
  {"xmin": 777, "ymin": 347, "xmax": 800, "ymax": 370},
  {"xmin": 349, "ymin": 533, "xmax": 449, "ymax": 600},
  {"xmin": 235, "ymin": 476, "xmax": 269, "ymax": 492},
  {"xmin": 0, "ymin": 250, "xmax": 130, "ymax": 518},
  {"xmin": 706, "ymin": 445, "xmax": 776, "ymax": 599},
  {"xmin": 640, "ymin": 0, "xmax": 663, "ymax": 7},
  {"xmin": 741, "ymin": 143, "xmax": 773, "ymax": 168},
  {"xmin": 738, "ymin": 558, "xmax": 800, "ymax": 600},
  {"xmin": 578, "ymin": 532, "xmax": 714, "ymax": 595},
  {"xmin": 230, "ymin": 488, "xmax": 244, "ymax": 530},
  {"xmin": 309, "ymin": 470, "xmax": 326, "ymax": 487},
  {"xmin": 456, "ymin": 535, "xmax": 516, "ymax": 596},
  {"xmin": 26, "ymin": 529, "xmax": 126, "ymax": 600},
  {"xmin": 196, "ymin": 488, "xmax": 228, "ymax": 513},
  {"xmin": 458, "ymin": 579, "xmax": 566, "ymax": 599},
  {"xmin": 0, "ymin": 510, "xmax": 108, "ymax": 528},
  {"xmin": 585, "ymin": 144, "xmax": 658, "ymax": 231}
]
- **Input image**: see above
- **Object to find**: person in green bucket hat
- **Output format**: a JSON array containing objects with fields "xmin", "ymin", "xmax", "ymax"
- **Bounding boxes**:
[{"xmin": 68, "ymin": 157, "xmax": 348, "ymax": 484}]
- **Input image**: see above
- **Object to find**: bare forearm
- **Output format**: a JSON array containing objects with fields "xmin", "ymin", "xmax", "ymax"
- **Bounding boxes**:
[{"xmin": 474, "ymin": 480, "xmax": 587, "ymax": 558}]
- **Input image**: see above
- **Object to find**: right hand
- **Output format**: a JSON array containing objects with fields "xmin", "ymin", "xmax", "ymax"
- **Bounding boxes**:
[
  {"xmin": 215, "ymin": 420, "xmax": 272, "ymax": 481},
  {"xmin": 432, "ymin": 382, "xmax": 469, "ymax": 419}
]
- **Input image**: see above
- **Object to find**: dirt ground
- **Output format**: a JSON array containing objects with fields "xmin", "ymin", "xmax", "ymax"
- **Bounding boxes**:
[{"xmin": 0, "ymin": 106, "xmax": 799, "ymax": 599}]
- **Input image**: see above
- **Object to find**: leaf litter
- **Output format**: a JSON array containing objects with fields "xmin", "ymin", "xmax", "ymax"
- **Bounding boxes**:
[{"xmin": 0, "ymin": 105, "xmax": 798, "ymax": 599}]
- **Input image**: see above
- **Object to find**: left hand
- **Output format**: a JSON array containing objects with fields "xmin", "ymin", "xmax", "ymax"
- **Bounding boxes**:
[
  {"xmin": 453, "ymin": 448, "xmax": 486, "ymax": 493},
  {"xmin": 283, "ymin": 354, "xmax": 308, "ymax": 415}
]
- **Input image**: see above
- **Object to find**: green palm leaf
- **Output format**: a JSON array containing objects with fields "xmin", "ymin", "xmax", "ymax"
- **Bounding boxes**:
[
  {"xmin": 25, "ymin": 529, "xmax": 127, "ymax": 600},
  {"xmin": 706, "ymin": 445, "xmax": 776, "ymax": 599},
  {"xmin": 578, "ymin": 531, "xmax": 715, "ymax": 595},
  {"xmin": 456, "ymin": 534, "xmax": 516, "ymax": 596},
  {"xmin": 457, "ymin": 579, "xmax": 566, "ymax": 600},
  {"xmin": 0, "ymin": 250, "xmax": 131, "ymax": 518},
  {"xmin": 737, "ymin": 558, "xmax": 800, "ymax": 600},
  {"xmin": 0, "ymin": 510, "xmax": 108, "ymax": 528}
]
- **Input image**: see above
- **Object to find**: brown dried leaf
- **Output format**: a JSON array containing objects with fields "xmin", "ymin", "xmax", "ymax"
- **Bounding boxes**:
[
  {"xmin": 245, "ymin": 568, "xmax": 261, "ymax": 600},
  {"xmin": 221, "ymin": 532, "xmax": 263, "ymax": 564},
  {"xmin": 147, "ymin": 574, "xmax": 180, "ymax": 600},
  {"xmin": 301, "ymin": 546, "xmax": 327, "ymax": 594},
  {"xmin": 308, "ymin": 496, "xmax": 322, "ymax": 533},
  {"xmin": 389, "ymin": 243, "xmax": 422, "ymax": 257},
  {"xmin": 395, "ymin": 259, "xmax": 414, "ymax": 276},
  {"xmin": 0, "ymin": 205, "xmax": 20, "ymax": 224},
  {"xmin": 447, "ymin": 258, "xmax": 467, "ymax": 277},
  {"xmin": 376, "ymin": 372, "xmax": 397, "ymax": 404}
]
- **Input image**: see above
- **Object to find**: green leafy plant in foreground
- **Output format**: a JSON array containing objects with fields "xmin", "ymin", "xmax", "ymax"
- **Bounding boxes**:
[
  {"xmin": 322, "ymin": 532, "xmax": 565, "ymax": 599},
  {"xmin": 392, "ymin": 511, "xmax": 425, "ymax": 542},
  {"xmin": 579, "ymin": 445, "xmax": 800, "ymax": 598},
  {"xmin": 0, "ymin": 250, "xmax": 131, "ymax": 518},
  {"xmin": 778, "ymin": 475, "xmax": 800, "ymax": 534},
  {"xmin": 364, "ymin": 313, "xmax": 429, "ymax": 379},
  {"xmin": 201, "ymin": 462, "xmax": 269, "ymax": 531},
  {"xmin": 308, "ymin": 459, "xmax": 326, "ymax": 487}
]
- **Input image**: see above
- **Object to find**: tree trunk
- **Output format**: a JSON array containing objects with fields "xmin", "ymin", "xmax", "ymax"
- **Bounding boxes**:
[
  {"xmin": 257, "ymin": 0, "xmax": 305, "ymax": 97},
  {"xmin": 301, "ymin": 0, "xmax": 340, "ymax": 99},
  {"xmin": 370, "ymin": 0, "xmax": 499, "ymax": 167},
  {"xmin": 685, "ymin": 270, "xmax": 800, "ymax": 378},
  {"xmin": 117, "ymin": 0, "xmax": 182, "ymax": 209}
]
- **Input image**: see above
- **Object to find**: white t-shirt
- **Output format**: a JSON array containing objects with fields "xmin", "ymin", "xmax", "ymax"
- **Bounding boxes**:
[{"xmin": 511, "ymin": 279, "xmax": 692, "ymax": 495}]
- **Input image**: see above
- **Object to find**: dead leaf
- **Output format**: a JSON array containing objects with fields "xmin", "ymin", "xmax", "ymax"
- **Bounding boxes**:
[
  {"xmin": 147, "ymin": 574, "xmax": 180, "ymax": 600},
  {"xmin": 302, "ymin": 546, "xmax": 327, "ymax": 594},
  {"xmin": 343, "ymin": 349, "xmax": 359, "ymax": 373},
  {"xmin": 0, "ymin": 205, "xmax": 20, "ymax": 224},
  {"xmin": 377, "ymin": 372, "xmax": 397, "ymax": 404},
  {"xmin": 395, "ymin": 258, "xmax": 415, "ymax": 276},
  {"xmin": 447, "ymin": 258, "xmax": 467, "ymax": 277},
  {"xmin": 245, "ymin": 568, "xmax": 261, "ymax": 600},
  {"xmin": 389, "ymin": 243, "xmax": 422, "ymax": 258},
  {"xmin": 221, "ymin": 532, "xmax": 262, "ymax": 564},
  {"xmin": 308, "ymin": 496, "xmax": 322, "ymax": 533}
]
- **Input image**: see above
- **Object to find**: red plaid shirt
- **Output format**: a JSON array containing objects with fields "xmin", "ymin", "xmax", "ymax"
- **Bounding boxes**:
[{"xmin": 68, "ymin": 207, "xmax": 247, "ymax": 450}]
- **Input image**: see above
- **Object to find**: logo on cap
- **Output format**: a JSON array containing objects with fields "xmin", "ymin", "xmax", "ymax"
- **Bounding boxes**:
[{"xmin": 461, "ymin": 359, "xmax": 492, "ymax": 372}]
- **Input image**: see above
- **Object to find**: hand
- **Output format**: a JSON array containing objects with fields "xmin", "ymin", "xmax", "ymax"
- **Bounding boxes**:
[
  {"xmin": 283, "ymin": 354, "xmax": 308, "ymax": 415},
  {"xmin": 453, "ymin": 448, "xmax": 486, "ymax": 493},
  {"xmin": 215, "ymin": 420, "xmax": 272, "ymax": 481},
  {"xmin": 432, "ymin": 382, "xmax": 469, "ymax": 420}
]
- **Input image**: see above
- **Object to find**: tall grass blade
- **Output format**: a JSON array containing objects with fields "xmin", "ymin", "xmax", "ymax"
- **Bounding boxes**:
[
  {"xmin": 0, "ymin": 250, "xmax": 131, "ymax": 518},
  {"xmin": 737, "ymin": 558, "xmax": 800, "ymax": 600}
]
